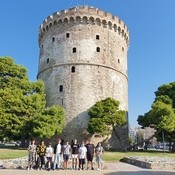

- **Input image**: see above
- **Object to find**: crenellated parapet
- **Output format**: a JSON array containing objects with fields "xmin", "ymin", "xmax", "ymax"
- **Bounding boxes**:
[{"xmin": 39, "ymin": 5, "xmax": 129, "ymax": 46}]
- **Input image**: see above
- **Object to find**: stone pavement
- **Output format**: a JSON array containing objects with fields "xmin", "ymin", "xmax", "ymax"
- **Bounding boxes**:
[{"xmin": 1, "ymin": 162, "xmax": 175, "ymax": 175}]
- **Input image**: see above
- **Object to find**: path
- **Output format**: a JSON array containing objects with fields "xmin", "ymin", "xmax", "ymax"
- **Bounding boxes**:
[{"xmin": 0, "ymin": 162, "xmax": 175, "ymax": 175}]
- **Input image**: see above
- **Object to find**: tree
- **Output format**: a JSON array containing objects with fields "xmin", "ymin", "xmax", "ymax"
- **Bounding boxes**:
[
  {"xmin": 0, "ymin": 57, "xmax": 65, "ymax": 144},
  {"xmin": 137, "ymin": 82, "xmax": 175, "ymax": 151},
  {"xmin": 87, "ymin": 97, "xmax": 127, "ymax": 136}
]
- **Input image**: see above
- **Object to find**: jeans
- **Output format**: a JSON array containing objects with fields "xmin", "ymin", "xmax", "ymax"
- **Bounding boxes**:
[{"xmin": 53, "ymin": 153, "xmax": 61, "ymax": 169}]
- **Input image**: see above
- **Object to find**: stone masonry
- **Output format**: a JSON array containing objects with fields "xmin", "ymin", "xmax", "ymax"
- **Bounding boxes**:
[{"xmin": 37, "ymin": 5, "xmax": 130, "ymax": 149}]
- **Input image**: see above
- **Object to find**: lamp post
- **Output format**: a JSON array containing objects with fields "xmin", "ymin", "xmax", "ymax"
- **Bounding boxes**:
[{"xmin": 162, "ymin": 130, "xmax": 165, "ymax": 153}]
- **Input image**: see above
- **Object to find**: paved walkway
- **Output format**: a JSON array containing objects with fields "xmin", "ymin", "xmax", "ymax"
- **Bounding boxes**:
[{"xmin": 1, "ymin": 162, "xmax": 175, "ymax": 175}]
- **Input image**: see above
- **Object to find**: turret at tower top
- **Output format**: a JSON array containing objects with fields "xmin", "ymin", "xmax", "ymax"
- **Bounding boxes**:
[{"xmin": 39, "ymin": 5, "xmax": 129, "ymax": 47}]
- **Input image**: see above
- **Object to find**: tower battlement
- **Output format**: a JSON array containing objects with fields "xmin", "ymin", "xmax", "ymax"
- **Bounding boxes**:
[{"xmin": 39, "ymin": 5, "xmax": 129, "ymax": 46}]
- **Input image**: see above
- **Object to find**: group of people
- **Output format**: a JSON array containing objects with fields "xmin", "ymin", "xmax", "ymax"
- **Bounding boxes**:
[{"xmin": 27, "ymin": 138, "xmax": 104, "ymax": 171}]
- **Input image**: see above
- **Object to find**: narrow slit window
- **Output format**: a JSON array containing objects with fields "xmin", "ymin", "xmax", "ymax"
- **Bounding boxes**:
[
  {"xmin": 71, "ymin": 66, "xmax": 75, "ymax": 73},
  {"xmin": 73, "ymin": 47, "xmax": 76, "ymax": 53},
  {"xmin": 62, "ymin": 98, "xmax": 64, "ymax": 105},
  {"xmin": 118, "ymin": 59, "xmax": 120, "ymax": 63},
  {"xmin": 66, "ymin": 33, "xmax": 70, "ymax": 38},
  {"xmin": 59, "ymin": 85, "xmax": 63, "ymax": 92},
  {"xmin": 122, "ymin": 47, "xmax": 124, "ymax": 51},
  {"xmin": 96, "ymin": 47, "xmax": 100, "ymax": 52},
  {"xmin": 41, "ymin": 44, "xmax": 44, "ymax": 49},
  {"xmin": 96, "ymin": 35, "xmax": 100, "ymax": 40},
  {"xmin": 52, "ymin": 37, "xmax": 55, "ymax": 42},
  {"xmin": 47, "ymin": 58, "xmax": 50, "ymax": 63}
]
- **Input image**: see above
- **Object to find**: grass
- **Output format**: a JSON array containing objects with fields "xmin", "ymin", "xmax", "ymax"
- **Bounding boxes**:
[
  {"xmin": 1, "ymin": 148, "xmax": 175, "ymax": 161},
  {"xmin": 103, "ymin": 150, "xmax": 175, "ymax": 162},
  {"xmin": 0, "ymin": 148, "xmax": 28, "ymax": 159}
]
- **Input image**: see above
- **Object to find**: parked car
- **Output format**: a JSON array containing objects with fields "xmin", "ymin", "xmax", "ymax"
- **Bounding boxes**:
[{"xmin": 4, "ymin": 141, "xmax": 20, "ymax": 146}]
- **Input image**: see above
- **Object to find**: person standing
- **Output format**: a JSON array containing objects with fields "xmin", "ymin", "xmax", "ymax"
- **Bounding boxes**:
[
  {"xmin": 86, "ymin": 139, "xmax": 95, "ymax": 170},
  {"xmin": 37, "ymin": 140, "xmax": 46, "ymax": 170},
  {"xmin": 78, "ymin": 141, "xmax": 87, "ymax": 170},
  {"xmin": 27, "ymin": 139, "xmax": 37, "ymax": 170},
  {"xmin": 95, "ymin": 142, "xmax": 104, "ymax": 171},
  {"xmin": 62, "ymin": 141, "xmax": 71, "ymax": 170},
  {"xmin": 71, "ymin": 139, "xmax": 79, "ymax": 170},
  {"xmin": 45, "ymin": 143, "xmax": 54, "ymax": 171},
  {"xmin": 53, "ymin": 139, "xmax": 62, "ymax": 170}
]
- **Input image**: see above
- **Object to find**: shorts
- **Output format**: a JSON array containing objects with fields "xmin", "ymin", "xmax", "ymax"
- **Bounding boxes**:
[
  {"xmin": 87, "ymin": 153, "xmax": 93, "ymax": 161},
  {"xmin": 79, "ymin": 158, "xmax": 85, "ymax": 164},
  {"xmin": 96, "ymin": 156, "xmax": 103, "ymax": 163},
  {"xmin": 72, "ymin": 154, "xmax": 78, "ymax": 159},
  {"xmin": 46, "ymin": 157, "xmax": 52, "ymax": 162},
  {"xmin": 63, "ymin": 154, "xmax": 69, "ymax": 161}
]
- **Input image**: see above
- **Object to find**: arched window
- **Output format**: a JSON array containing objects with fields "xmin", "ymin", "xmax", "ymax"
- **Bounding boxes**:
[
  {"xmin": 59, "ymin": 85, "xmax": 63, "ymax": 92},
  {"xmin": 73, "ymin": 47, "xmax": 76, "ymax": 53},
  {"xmin": 47, "ymin": 58, "xmax": 49, "ymax": 63},
  {"xmin": 52, "ymin": 37, "xmax": 55, "ymax": 42},
  {"xmin": 96, "ymin": 35, "xmax": 100, "ymax": 40},
  {"xmin": 96, "ymin": 47, "xmax": 100, "ymax": 52},
  {"xmin": 71, "ymin": 66, "xmax": 75, "ymax": 73},
  {"xmin": 66, "ymin": 33, "xmax": 70, "ymax": 38}
]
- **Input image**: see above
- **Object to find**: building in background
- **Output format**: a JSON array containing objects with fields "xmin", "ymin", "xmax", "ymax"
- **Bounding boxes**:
[{"xmin": 37, "ymin": 5, "xmax": 129, "ymax": 150}]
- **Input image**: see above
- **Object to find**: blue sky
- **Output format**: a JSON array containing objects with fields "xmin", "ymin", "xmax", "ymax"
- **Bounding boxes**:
[{"xmin": 1, "ymin": 0, "xmax": 175, "ymax": 128}]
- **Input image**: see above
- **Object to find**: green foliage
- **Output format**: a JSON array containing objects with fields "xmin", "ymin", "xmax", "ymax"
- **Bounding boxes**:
[
  {"xmin": 87, "ymin": 97, "xmax": 127, "ymax": 136},
  {"xmin": 33, "ymin": 105, "xmax": 64, "ymax": 138},
  {"xmin": 0, "ymin": 57, "xmax": 65, "ymax": 141},
  {"xmin": 137, "ymin": 82, "xmax": 175, "ymax": 142}
]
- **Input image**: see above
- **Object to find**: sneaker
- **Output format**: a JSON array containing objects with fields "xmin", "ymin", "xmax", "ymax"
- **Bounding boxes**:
[
  {"xmin": 30, "ymin": 168, "xmax": 33, "ymax": 170},
  {"xmin": 27, "ymin": 167, "xmax": 30, "ymax": 171},
  {"xmin": 97, "ymin": 168, "xmax": 101, "ymax": 171}
]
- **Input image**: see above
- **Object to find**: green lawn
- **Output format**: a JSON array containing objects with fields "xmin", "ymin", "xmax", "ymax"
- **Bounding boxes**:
[
  {"xmin": 1, "ymin": 148, "xmax": 175, "ymax": 161},
  {"xmin": 103, "ymin": 150, "xmax": 175, "ymax": 162},
  {"xmin": 0, "ymin": 148, "xmax": 28, "ymax": 159}
]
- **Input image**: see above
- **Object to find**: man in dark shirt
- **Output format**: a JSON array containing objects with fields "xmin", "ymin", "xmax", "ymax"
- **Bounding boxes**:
[
  {"xmin": 71, "ymin": 139, "xmax": 79, "ymax": 170},
  {"xmin": 86, "ymin": 139, "xmax": 95, "ymax": 170}
]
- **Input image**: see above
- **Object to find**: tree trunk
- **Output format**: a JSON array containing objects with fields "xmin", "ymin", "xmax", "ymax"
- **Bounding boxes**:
[
  {"xmin": 21, "ymin": 135, "xmax": 27, "ymax": 148},
  {"xmin": 113, "ymin": 127, "xmax": 127, "ymax": 151},
  {"xmin": 171, "ymin": 141, "xmax": 175, "ymax": 153}
]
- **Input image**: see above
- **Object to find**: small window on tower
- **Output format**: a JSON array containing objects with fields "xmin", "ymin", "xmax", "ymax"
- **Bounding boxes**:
[
  {"xmin": 47, "ymin": 58, "xmax": 50, "ymax": 63},
  {"xmin": 41, "ymin": 44, "xmax": 44, "ymax": 49},
  {"xmin": 96, "ymin": 47, "xmax": 100, "ymax": 52},
  {"xmin": 118, "ymin": 59, "xmax": 120, "ymax": 63},
  {"xmin": 52, "ymin": 37, "xmax": 55, "ymax": 42},
  {"xmin": 66, "ymin": 33, "xmax": 70, "ymax": 38},
  {"xmin": 71, "ymin": 66, "xmax": 75, "ymax": 73},
  {"xmin": 62, "ymin": 98, "xmax": 64, "ymax": 105},
  {"xmin": 96, "ymin": 35, "xmax": 100, "ymax": 40},
  {"xmin": 73, "ymin": 47, "xmax": 76, "ymax": 53},
  {"xmin": 122, "ymin": 47, "xmax": 124, "ymax": 51},
  {"xmin": 59, "ymin": 85, "xmax": 63, "ymax": 92}
]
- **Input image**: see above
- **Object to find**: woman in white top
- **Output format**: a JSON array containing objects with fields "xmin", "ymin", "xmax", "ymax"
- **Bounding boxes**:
[
  {"xmin": 78, "ymin": 141, "xmax": 87, "ymax": 170},
  {"xmin": 45, "ymin": 143, "xmax": 54, "ymax": 171}
]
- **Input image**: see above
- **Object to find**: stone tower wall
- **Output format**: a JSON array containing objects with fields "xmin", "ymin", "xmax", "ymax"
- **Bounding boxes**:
[{"xmin": 37, "ymin": 5, "xmax": 129, "ymax": 150}]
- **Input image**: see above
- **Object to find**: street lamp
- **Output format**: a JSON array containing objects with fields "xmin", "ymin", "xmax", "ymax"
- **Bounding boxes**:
[{"xmin": 162, "ymin": 130, "xmax": 165, "ymax": 153}]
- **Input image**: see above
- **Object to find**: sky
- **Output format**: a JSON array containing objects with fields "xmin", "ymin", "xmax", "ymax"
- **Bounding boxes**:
[{"xmin": 1, "ymin": 0, "xmax": 175, "ymax": 128}]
